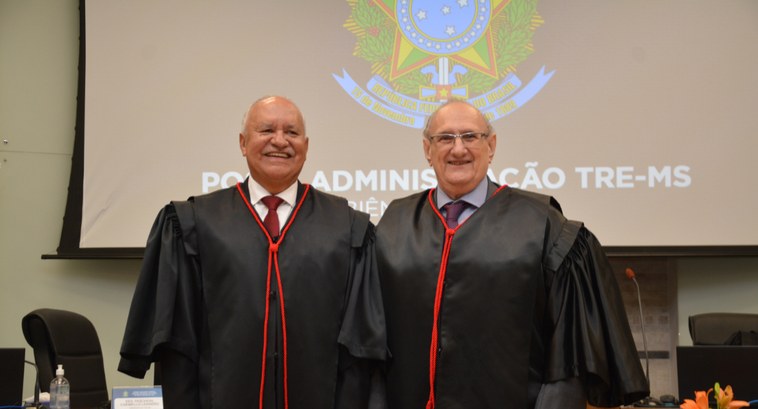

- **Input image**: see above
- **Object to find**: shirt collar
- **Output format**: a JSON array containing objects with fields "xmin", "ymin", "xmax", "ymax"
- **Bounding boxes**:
[
  {"xmin": 436, "ymin": 177, "xmax": 489, "ymax": 209},
  {"xmin": 247, "ymin": 177, "xmax": 298, "ymax": 207}
]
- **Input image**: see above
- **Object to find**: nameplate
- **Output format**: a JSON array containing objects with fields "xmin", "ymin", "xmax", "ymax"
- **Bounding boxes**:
[{"xmin": 111, "ymin": 386, "xmax": 163, "ymax": 409}]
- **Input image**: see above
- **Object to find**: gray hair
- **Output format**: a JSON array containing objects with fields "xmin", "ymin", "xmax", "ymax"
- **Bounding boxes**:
[{"xmin": 422, "ymin": 98, "xmax": 494, "ymax": 138}]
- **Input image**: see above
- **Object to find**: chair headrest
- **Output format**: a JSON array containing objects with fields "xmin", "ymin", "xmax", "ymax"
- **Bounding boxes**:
[
  {"xmin": 22, "ymin": 308, "xmax": 102, "ymax": 355},
  {"xmin": 689, "ymin": 312, "xmax": 758, "ymax": 345}
]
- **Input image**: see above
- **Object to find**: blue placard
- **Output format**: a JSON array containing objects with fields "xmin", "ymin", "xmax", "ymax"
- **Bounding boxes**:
[{"xmin": 111, "ymin": 386, "xmax": 163, "ymax": 409}]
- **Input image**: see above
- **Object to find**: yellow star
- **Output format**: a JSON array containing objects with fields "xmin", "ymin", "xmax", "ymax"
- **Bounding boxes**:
[{"xmin": 371, "ymin": 0, "xmax": 510, "ymax": 80}]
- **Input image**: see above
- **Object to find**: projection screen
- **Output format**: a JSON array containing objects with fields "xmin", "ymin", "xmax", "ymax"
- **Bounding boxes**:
[{"xmin": 60, "ymin": 0, "xmax": 758, "ymax": 255}]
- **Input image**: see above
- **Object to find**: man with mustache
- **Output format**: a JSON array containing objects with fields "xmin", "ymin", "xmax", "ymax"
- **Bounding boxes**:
[
  {"xmin": 376, "ymin": 100, "xmax": 648, "ymax": 409},
  {"xmin": 119, "ymin": 96, "xmax": 387, "ymax": 409}
]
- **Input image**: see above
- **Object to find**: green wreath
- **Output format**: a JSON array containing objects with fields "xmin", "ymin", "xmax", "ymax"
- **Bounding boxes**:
[{"xmin": 344, "ymin": 0, "xmax": 541, "ymax": 97}]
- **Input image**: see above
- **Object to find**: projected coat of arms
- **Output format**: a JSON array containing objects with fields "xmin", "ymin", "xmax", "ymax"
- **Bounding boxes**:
[{"xmin": 334, "ymin": 0, "xmax": 553, "ymax": 128}]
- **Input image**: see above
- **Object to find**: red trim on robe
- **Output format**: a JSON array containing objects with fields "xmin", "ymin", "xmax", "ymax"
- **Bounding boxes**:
[{"xmin": 236, "ymin": 182, "xmax": 312, "ymax": 409}]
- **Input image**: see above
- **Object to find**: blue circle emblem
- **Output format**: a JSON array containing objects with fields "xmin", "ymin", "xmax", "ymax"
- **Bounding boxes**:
[{"xmin": 397, "ymin": 0, "xmax": 491, "ymax": 55}]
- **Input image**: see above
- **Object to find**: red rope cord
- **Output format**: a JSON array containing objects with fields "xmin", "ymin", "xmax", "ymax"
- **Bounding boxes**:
[
  {"xmin": 236, "ymin": 183, "xmax": 311, "ymax": 409},
  {"xmin": 273, "ymin": 255, "xmax": 289, "ymax": 409},
  {"xmin": 423, "ymin": 185, "xmax": 507, "ymax": 408},
  {"xmin": 425, "ymin": 189, "xmax": 459, "ymax": 409},
  {"xmin": 258, "ymin": 250, "xmax": 274, "ymax": 409}
]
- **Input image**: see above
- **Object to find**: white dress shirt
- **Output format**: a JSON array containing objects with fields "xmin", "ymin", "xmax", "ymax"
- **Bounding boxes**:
[{"xmin": 246, "ymin": 178, "xmax": 298, "ymax": 235}]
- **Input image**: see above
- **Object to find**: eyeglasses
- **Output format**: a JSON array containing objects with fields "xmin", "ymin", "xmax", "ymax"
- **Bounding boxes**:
[{"xmin": 427, "ymin": 131, "xmax": 489, "ymax": 146}]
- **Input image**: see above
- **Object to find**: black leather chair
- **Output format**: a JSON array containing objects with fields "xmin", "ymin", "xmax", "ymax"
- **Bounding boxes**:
[
  {"xmin": 22, "ymin": 308, "xmax": 110, "ymax": 409},
  {"xmin": 689, "ymin": 312, "xmax": 758, "ymax": 345}
]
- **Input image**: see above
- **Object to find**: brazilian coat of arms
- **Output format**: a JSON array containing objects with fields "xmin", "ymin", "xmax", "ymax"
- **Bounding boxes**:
[{"xmin": 334, "ymin": 0, "xmax": 554, "ymax": 128}]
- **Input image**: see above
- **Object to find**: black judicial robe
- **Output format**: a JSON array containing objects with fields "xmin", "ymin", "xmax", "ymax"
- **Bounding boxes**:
[
  {"xmin": 376, "ymin": 183, "xmax": 648, "ymax": 409},
  {"xmin": 118, "ymin": 182, "xmax": 387, "ymax": 409}
]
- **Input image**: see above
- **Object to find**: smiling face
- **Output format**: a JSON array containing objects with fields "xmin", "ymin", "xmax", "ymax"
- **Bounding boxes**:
[
  {"xmin": 239, "ymin": 96, "xmax": 308, "ymax": 194},
  {"xmin": 423, "ymin": 101, "xmax": 496, "ymax": 199}
]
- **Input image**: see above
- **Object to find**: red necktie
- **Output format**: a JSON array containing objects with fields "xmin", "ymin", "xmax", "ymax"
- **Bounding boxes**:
[
  {"xmin": 261, "ymin": 195, "xmax": 284, "ymax": 239},
  {"xmin": 443, "ymin": 201, "xmax": 466, "ymax": 228}
]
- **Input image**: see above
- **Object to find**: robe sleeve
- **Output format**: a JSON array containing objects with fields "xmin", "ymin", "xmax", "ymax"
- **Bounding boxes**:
[
  {"xmin": 118, "ymin": 202, "xmax": 202, "ymax": 379},
  {"xmin": 335, "ymin": 211, "xmax": 389, "ymax": 409},
  {"xmin": 544, "ymin": 223, "xmax": 649, "ymax": 407},
  {"xmin": 337, "ymin": 211, "xmax": 388, "ymax": 361}
]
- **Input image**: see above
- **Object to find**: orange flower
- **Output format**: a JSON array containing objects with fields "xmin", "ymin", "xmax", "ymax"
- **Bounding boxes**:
[
  {"xmin": 680, "ymin": 390, "xmax": 709, "ymax": 409},
  {"xmin": 715, "ymin": 383, "xmax": 749, "ymax": 409}
]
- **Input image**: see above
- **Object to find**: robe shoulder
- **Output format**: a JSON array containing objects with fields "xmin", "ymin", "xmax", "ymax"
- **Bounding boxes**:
[
  {"xmin": 547, "ymin": 227, "xmax": 650, "ymax": 406},
  {"xmin": 118, "ymin": 203, "xmax": 201, "ymax": 378}
]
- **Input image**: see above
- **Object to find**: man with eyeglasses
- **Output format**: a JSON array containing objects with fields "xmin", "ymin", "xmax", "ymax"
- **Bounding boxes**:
[{"xmin": 375, "ymin": 100, "xmax": 648, "ymax": 409}]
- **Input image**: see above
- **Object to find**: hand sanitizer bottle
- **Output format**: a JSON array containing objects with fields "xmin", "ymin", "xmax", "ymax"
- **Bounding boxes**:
[{"xmin": 49, "ymin": 364, "xmax": 70, "ymax": 409}]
